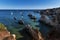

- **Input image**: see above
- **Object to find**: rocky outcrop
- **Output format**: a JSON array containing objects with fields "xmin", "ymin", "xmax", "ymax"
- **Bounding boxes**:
[
  {"xmin": 28, "ymin": 13, "xmax": 36, "ymax": 21},
  {"xmin": 0, "ymin": 30, "xmax": 10, "ymax": 40},
  {"xmin": 39, "ymin": 11, "xmax": 58, "ymax": 27},
  {"xmin": 19, "ymin": 24, "xmax": 44, "ymax": 40},
  {"xmin": 18, "ymin": 19, "xmax": 24, "ymax": 25},
  {"xmin": 0, "ymin": 30, "xmax": 16, "ymax": 40},
  {"xmin": 40, "ymin": 15, "xmax": 51, "ymax": 23},
  {"xmin": 28, "ymin": 13, "xmax": 32, "ymax": 17},
  {"xmin": 0, "ymin": 23, "xmax": 16, "ymax": 40},
  {"xmin": 40, "ymin": 8, "xmax": 60, "ymax": 40},
  {"xmin": 47, "ymin": 26, "xmax": 60, "ymax": 40},
  {"xmin": 56, "ymin": 13, "xmax": 60, "ymax": 24},
  {"xmin": 3, "ymin": 34, "xmax": 16, "ymax": 40},
  {"xmin": 30, "ymin": 16, "xmax": 36, "ymax": 22}
]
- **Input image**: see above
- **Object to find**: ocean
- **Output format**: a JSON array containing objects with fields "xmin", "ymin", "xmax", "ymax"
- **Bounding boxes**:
[{"xmin": 0, "ymin": 10, "xmax": 51, "ymax": 39}]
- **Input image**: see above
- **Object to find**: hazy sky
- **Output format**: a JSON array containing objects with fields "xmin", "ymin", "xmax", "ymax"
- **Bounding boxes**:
[{"xmin": 0, "ymin": 0, "xmax": 60, "ymax": 9}]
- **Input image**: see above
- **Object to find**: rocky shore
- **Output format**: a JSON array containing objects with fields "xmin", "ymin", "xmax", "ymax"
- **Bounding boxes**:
[
  {"xmin": 40, "ymin": 8, "xmax": 60, "ymax": 40},
  {"xmin": 19, "ymin": 24, "xmax": 44, "ymax": 40}
]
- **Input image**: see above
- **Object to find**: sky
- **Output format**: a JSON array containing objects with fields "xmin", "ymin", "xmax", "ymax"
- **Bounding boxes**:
[{"xmin": 0, "ymin": 0, "xmax": 60, "ymax": 9}]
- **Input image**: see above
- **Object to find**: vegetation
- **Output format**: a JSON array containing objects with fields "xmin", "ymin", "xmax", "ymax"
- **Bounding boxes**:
[{"xmin": 0, "ymin": 23, "xmax": 7, "ymax": 31}]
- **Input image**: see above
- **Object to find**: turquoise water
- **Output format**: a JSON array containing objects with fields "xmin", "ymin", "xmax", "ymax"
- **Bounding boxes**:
[{"xmin": 0, "ymin": 10, "xmax": 51, "ymax": 39}]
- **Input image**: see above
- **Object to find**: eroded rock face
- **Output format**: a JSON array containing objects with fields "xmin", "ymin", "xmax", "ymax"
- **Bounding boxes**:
[
  {"xmin": 28, "ymin": 13, "xmax": 32, "ymax": 17},
  {"xmin": 19, "ymin": 24, "xmax": 44, "ymax": 40},
  {"xmin": 0, "ymin": 29, "xmax": 16, "ymax": 40},
  {"xmin": 0, "ymin": 23, "xmax": 16, "ymax": 40},
  {"xmin": 0, "ymin": 30, "xmax": 10, "ymax": 40},
  {"xmin": 3, "ymin": 34, "xmax": 16, "ymax": 40}
]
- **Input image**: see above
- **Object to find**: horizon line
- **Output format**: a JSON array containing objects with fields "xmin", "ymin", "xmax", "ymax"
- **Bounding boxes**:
[{"xmin": 0, "ymin": 7, "xmax": 60, "ymax": 10}]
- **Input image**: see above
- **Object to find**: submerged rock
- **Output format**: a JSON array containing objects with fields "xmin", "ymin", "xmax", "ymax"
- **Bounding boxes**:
[
  {"xmin": 28, "ymin": 13, "xmax": 36, "ymax": 21},
  {"xmin": 28, "ymin": 13, "xmax": 32, "ymax": 17},
  {"xmin": 19, "ymin": 24, "xmax": 44, "ymax": 40},
  {"xmin": 18, "ymin": 20, "xmax": 24, "ymax": 25},
  {"xmin": 14, "ymin": 17, "xmax": 17, "ymax": 20},
  {"xmin": 30, "ymin": 16, "xmax": 36, "ymax": 20}
]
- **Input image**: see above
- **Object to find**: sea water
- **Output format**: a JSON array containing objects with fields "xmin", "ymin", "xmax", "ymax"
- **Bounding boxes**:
[{"xmin": 0, "ymin": 10, "xmax": 51, "ymax": 39}]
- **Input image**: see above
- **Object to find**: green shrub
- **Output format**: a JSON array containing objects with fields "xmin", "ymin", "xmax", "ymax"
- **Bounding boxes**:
[{"xmin": 0, "ymin": 23, "xmax": 7, "ymax": 31}]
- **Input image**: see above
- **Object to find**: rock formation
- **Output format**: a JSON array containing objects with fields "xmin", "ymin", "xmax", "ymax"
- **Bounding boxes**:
[
  {"xmin": 40, "ymin": 7, "xmax": 60, "ymax": 40},
  {"xmin": 28, "ymin": 13, "xmax": 32, "ymax": 17},
  {"xmin": 0, "ymin": 23, "xmax": 16, "ymax": 40},
  {"xmin": 19, "ymin": 24, "xmax": 44, "ymax": 40},
  {"xmin": 47, "ymin": 26, "xmax": 60, "ymax": 40},
  {"xmin": 3, "ymin": 34, "xmax": 16, "ymax": 40},
  {"xmin": 39, "ymin": 8, "xmax": 59, "ymax": 27},
  {"xmin": 18, "ymin": 19, "xmax": 24, "ymax": 25}
]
